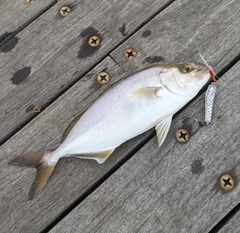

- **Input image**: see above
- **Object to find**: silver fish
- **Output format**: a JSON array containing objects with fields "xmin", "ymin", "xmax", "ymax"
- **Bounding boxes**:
[{"xmin": 9, "ymin": 63, "xmax": 212, "ymax": 200}]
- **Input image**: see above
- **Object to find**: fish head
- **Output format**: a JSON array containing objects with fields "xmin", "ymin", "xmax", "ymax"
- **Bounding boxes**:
[{"xmin": 159, "ymin": 63, "xmax": 210, "ymax": 96}]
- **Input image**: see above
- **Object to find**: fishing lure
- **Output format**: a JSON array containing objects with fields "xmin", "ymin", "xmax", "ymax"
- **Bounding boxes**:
[
  {"xmin": 205, "ymin": 83, "xmax": 217, "ymax": 125},
  {"xmin": 199, "ymin": 54, "xmax": 218, "ymax": 124}
]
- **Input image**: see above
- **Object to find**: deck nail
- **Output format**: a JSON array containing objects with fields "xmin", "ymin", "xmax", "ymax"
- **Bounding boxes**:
[
  {"xmin": 88, "ymin": 36, "xmax": 100, "ymax": 47},
  {"xmin": 220, "ymin": 174, "xmax": 235, "ymax": 191},
  {"xmin": 97, "ymin": 72, "xmax": 110, "ymax": 84},
  {"xmin": 175, "ymin": 128, "xmax": 190, "ymax": 143},
  {"xmin": 33, "ymin": 106, "xmax": 42, "ymax": 113},
  {"xmin": 124, "ymin": 48, "xmax": 137, "ymax": 60},
  {"xmin": 26, "ymin": 0, "xmax": 36, "ymax": 4},
  {"xmin": 59, "ymin": 6, "xmax": 71, "ymax": 16}
]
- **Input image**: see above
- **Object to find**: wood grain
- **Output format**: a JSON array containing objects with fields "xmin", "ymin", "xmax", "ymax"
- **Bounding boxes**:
[
  {"xmin": 110, "ymin": 0, "xmax": 240, "ymax": 72},
  {"xmin": 0, "ymin": 0, "xmax": 55, "ymax": 44},
  {"xmin": 0, "ymin": 0, "xmax": 171, "ymax": 143},
  {"xmin": 49, "ymin": 62, "xmax": 240, "ymax": 233}
]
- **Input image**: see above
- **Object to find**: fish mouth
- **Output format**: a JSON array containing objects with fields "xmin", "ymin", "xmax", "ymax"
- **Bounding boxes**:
[
  {"xmin": 195, "ymin": 67, "xmax": 217, "ymax": 82},
  {"xmin": 195, "ymin": 65, "xmax": 209, "ymax": 80}
]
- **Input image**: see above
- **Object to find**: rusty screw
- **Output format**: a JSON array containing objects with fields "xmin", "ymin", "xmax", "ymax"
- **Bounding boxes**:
[
  {"xmin": 88, "ymin": 36, "xmax": 100, "ymax": 47},
  {"xmin": 124, "ymin": 48, "xmax": 137, "ymax": 60},
  {"xmin": 176, "ymin": 128, "xmax": 190, "ymax": 143},
  {"xmin": 97, "ymin": 72, "xmax": 110, "ymax": 84},
  {"xmin": 33, "ymin": 106, "xmax": 42, "ymax": 113},
  {"xmin": 220, "ymin": 174, "xmax": 235, "ymax": 191},
  {"xmin": 26, "ymin": 0, "xmax": 36, "ymax": 4},
  {"xmin": 60, "ymin": 6, "xmax": 71, "ymax": 16}
]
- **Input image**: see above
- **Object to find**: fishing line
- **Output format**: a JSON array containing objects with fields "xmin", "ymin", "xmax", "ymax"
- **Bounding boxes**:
[
  {"xmin": 164, "ymin": 119, "xmax": 205, "ymax": 232},
  {"xmin": 163, "ymin": 55, "xmax": 236, "ymax": 231},
  {"xmin": 163, "ymin": 127, "xmax": 181, "ymax": 233},
  {"xmin": 214, "ymin": 75, "xmax": 231, "ymax": 89},
  {"xmin": 199, "ymin": 53, "xmax": 231, "ymax": 89},
  {"xmin": 199, "ymin": 54, "xmax": 214, "ymax": 72}
]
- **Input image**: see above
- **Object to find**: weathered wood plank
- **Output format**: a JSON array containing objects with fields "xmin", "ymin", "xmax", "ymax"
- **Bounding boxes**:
[
  {"xmin": 110, "ymin": 0, "xmax": 240, "ymax": 72},
  {"xmin": 0, "ymin": 0, "xmax": 171, "ymax": 143},
  {"xmin": 0, "ymin": 0, "xmax": 55, "ymax": 44},
  {"xmin": 0, "ymin": 1, "xmax": 239, "ymax": 232},
  {"xmin": 218, "ymin": 208, "xmax": 240, "ymax": 233},
  {"xmin": 0, "ymin": 57, "xmax": 128, "ymax": 233},
  {"xmin": 49, "ymin": 62, "xmax": 240, "ymax": 233}
]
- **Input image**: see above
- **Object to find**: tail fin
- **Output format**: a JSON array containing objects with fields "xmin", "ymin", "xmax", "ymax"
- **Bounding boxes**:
[{"xmin": 8, "ymin": 151, "xmax": 56, "ymax": 200}]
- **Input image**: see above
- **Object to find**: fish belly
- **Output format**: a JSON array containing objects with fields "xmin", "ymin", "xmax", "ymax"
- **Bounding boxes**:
[{"xmin": 56, "ymin": 92, "xmax": 183, "ymax": 158}]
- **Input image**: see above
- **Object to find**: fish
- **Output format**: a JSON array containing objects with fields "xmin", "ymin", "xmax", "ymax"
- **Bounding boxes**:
[{"xmin": 9, "ymin": 62, "xmax": 212, "ymax": 200}]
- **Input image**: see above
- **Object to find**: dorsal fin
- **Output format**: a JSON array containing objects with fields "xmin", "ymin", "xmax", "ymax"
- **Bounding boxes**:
[{"xmin": 60, "ymin": 113, "xmax": 84, "ymax": 143}]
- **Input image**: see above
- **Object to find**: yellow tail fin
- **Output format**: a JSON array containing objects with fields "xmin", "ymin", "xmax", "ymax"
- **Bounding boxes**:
[{"xmin": 8, "ymin": 151, "xmax": 56, "ymax": 200}]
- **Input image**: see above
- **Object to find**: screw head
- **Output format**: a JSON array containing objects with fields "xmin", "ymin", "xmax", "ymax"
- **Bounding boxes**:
[
  {"xmin": 175, "ymin": 128, "xmax": 190, "ymax": 143},
  {"xmin": 60, "ymin": 6, "xmax": 71, "ymax": 16},
  {"xmin": 26, "ymin": 0, "xmax": 36, "ymax": 4},
  {"xmin": 124, "ymin": 48, "xmax": 137, "ymax": 60},
  {"xmin": 88, "ymin": 36, "xmax": 100, "ymax": 47},
  {"xmin": 220, "ymin": 174, "xmax": 235, "ymax": 191},
  {"xmin": 97, "ymin": 72, "xmax": 110, "ymax": 84}
]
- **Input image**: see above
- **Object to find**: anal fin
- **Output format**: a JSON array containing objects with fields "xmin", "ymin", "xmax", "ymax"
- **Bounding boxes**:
[{"xmin": 70, "ymin": 149, "xmax": 115, "ymax": 164}]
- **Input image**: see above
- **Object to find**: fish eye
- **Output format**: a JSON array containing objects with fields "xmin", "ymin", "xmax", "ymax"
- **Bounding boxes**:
[{"xmin": 179, "ymin": 64, "xmax": 193, "ymax": 74}]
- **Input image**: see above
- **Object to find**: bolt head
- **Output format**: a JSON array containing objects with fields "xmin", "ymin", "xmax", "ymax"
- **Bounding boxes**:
[
  {"xmin": 124, "ymin": 48, "xmax": 137, "ymax": 60},
  {"xmin": 97, "ymin": 72, "xmax": 110, "ymax": 84},
  {"xmin": 60, "ymin": 6, "xmax": 71, "ymax": 16},
  {"xmin": 88, "ymin": 36, "xmax": 100, "ymax": 47},
  {"xmin": 175, "ymin": 128, "xmax": 190, "ymax": 143},
  {"xmin": 220, "ymin": 174, "xmax": 235, "ymax": 191}
]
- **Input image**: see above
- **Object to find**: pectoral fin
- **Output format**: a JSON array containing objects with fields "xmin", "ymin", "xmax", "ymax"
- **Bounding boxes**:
[
  {"xmin": 155, "ymin": 115, "xmax": 173, "ymax": 147},
  {"xmin": 133, "ymin": 87, "xmax": 162, "ymax": 99},
  {"xmin": 70, "ymin": 149, "xmax": 115, "ymax": 164}
]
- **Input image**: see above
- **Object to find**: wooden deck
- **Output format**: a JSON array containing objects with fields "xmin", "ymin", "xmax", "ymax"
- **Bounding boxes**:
[{"xmin": 0, "ymin": 0, "xmax": 239, "ymax": 232}]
